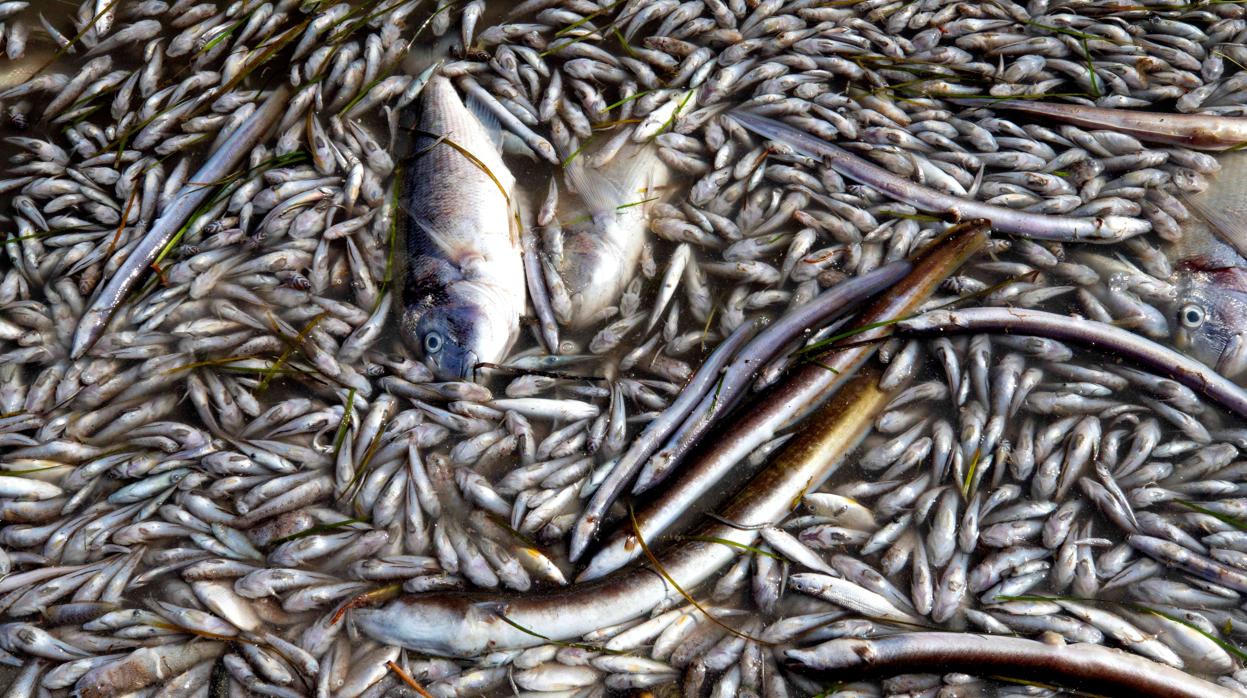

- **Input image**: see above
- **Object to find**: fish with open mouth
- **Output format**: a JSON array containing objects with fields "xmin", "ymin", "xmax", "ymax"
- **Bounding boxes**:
[{"xmin": 399, "ymin": 74, "xmax": 526, "ymax": 381}]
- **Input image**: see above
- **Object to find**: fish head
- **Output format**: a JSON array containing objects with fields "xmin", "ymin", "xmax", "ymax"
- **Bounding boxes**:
[
  {"xmin": 1170, "ymin": 263, "xmax": 1247, "ymax": 370},
  {"xmin": 353, "ymin": 596, "xmax": 484, "ymax": 658},
  {"xmin": 405, "ymin": 300, "xmax": 513, "ymax": 382},
  {"xmin": 1165, "ymin": 149, "xmax": 1247, "ymax": 378}
]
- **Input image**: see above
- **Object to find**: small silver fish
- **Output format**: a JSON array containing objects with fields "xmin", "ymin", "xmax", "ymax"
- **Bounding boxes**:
[{"xmin": 400, "ymin": 74, "xmax": 525, "ymax": 380}]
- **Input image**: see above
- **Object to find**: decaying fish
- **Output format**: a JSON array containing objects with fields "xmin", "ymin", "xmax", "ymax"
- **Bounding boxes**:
[
  {"xmin": 11, "ymin": 1, "xmax": 1247, "ymax": 696},
  {"xmin": 400, "ymin": 74, "xmax": 525, "ymax": 380},
  {"xmin": 1170, "ymin": 152, "xmax": 1247, "ymax": 379},
  {"xmin": 547, "ymin": 146, "xmax": 671, "ymax": 328}
]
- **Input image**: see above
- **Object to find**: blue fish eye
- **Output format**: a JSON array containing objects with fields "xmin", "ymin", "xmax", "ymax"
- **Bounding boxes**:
[{"xmin": 424, "ymin": 332, "xmax": 443, "ymax": 353}]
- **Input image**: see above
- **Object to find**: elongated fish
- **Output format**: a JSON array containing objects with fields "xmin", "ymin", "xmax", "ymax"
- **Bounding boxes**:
[
  {"xmin": 400, "ymin": 75, "xmax": 525, "ymax": 380},
  {"xmin": 547, "ymin": 146, "xmax": 670, "ymax": 328}
]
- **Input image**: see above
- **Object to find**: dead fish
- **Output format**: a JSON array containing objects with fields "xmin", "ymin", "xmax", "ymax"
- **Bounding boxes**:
[
  {"xmin": 400, "ymin": 74, "xmax": 526, "ymax": 381},
  {"xmin": 547, "ymin": 144, "xmax": 671, "ymax": 328},
  {"xmin": 1170, "ymin": 152, "xmax": 1247, "ymax": 379}
]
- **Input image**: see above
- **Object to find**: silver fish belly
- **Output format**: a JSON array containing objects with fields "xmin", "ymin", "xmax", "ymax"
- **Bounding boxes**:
[{"xmin": 401, "ymin": 75, "xmax": 525, "ymax": 381}]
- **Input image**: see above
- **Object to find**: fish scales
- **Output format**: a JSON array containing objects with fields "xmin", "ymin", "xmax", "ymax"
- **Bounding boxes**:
[{"xmin": 399, "ymin": 74, "xmax": 525, "ymax": 381}]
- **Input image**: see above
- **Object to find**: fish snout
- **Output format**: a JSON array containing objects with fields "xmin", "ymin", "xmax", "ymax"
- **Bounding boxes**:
[
  {"xmin": 424, "ymin": 342, "xmax": 480, "ymax": 382},
  {"xmin": 450, "ymin": 348, "xmax": 481, "ymax": 382}
]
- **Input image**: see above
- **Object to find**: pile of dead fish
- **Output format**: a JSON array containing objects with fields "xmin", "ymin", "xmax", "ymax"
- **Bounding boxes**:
[{"xmin": 4, "ymin": 0, "xmax": 1247, "ymax": 696}]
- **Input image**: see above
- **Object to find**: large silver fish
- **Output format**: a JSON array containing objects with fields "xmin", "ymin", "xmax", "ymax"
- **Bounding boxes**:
[
  {"xmin": 1170, "ymin": 151, "xmax": 1247, "ymax": 380},
  {"xmin": 400, "ymin": 75, "xmax": 525, "ymax": 380},
  {"xmin": 547, "ymin": 146, "xmax": 670, "ymax": 328}
]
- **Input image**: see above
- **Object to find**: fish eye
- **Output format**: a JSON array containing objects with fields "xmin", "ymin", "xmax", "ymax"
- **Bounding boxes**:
[
  {"xmin": 424, "ymin": 332, "xmax": 443, "ymax": 354},
  {"xmin": 1180, "ymin": 303, "xmax": 1205, "ymax": 329}
]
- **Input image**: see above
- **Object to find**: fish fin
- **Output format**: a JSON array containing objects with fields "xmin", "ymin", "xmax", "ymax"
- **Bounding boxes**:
[
  {"xmin": 458, "ymin": 253, "xmax": 491, "ymax": 282},
  {"xmin": 566, "ymin": 144, "xmax": 668, "ymax": 217},
  {"xmin": 1216, "ymin": 331, "xmax": 1247, "ymax": 379},
  {"xmin": 405, "ymin": 214, "xmax": 465, "ymax": 270},
  {"xmin": 1181, "ymin": 191, "xmax": 1247, "ymax": 262},
  {"xmin": 564, "ymin": 160, "xmax": 626, "ymax": 217},
  {"xmin": 465, "ymin": 93, "xmax": 505, "ymax": 151}
]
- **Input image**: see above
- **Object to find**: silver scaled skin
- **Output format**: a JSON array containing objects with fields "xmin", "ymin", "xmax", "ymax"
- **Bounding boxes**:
[{"xmin": 400, "ymin": 74, "xmax": 525, "ymax": 381}]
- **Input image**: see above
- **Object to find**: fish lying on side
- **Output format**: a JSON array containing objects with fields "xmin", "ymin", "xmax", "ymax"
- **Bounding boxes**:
[
  {"xmin": 545, "ymin": 146, "xmax": 670, "ymax": 329},
  {"xmin": 400, "ymin": 74, "xmax": 526, "ymax": 381},
  {"xmin": 1169, "ymin": 151, "xmax": 1247, "ymax": 380}
]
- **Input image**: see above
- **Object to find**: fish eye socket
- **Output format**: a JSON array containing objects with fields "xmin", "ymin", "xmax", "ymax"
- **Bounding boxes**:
[
  {"xmin": 1180, "ymin": 304, "xmax": 1205, "ymax": 329},
  {"xmin": 424, "ymin": 332, "xmax": 443, "ymax": 353}
]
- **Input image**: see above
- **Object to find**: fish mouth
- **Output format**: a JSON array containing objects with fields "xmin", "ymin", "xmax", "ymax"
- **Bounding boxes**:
[
  {"xmin": 458, "ymin": 349, "xmax": 481, "ymax": 381},
  {"xmin": 433, "ymin": 347, "xmax": 481, "ymax": 382}
]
